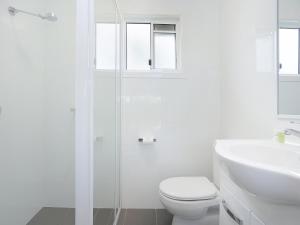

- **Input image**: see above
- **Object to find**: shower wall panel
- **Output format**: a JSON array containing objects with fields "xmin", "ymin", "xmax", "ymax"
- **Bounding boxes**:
[{"xmin": 0, "ymin": 0, "xmax": 46, "ymax": 224}]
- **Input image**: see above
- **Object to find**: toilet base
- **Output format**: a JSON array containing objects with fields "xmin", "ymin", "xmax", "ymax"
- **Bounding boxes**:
[
  {"xmin": 172, "ymin": 216, "xmax": 205, "ymax": 225},
  {"xmin": 171, "ymin": 208, "xmax": 220, "ymax": 225}
]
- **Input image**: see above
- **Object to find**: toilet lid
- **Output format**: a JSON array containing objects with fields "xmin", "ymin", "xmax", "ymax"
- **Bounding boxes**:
[{"xmin": 159, "ymin": 177, "xmax": 217, "ymax": 201}]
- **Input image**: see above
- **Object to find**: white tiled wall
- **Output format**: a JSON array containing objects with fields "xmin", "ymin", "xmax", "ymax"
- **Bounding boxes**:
[
  {"xmin": 0, "ymin": 0, "xmax": 46, "ymax": 223},
  {"xmin": 43, "ymin": 0, "xmax": 76, "ymax": 207},
  {"xmin": 220, "ymin": 0, "xmax": 278, "ymax": 139},
  {"xmin": 116, "ymin": 0, "xmax": 221, "ymax": 208},
  {"xmin": 220, "ymin": 0, "xmax": 300, "ymax": 138}
]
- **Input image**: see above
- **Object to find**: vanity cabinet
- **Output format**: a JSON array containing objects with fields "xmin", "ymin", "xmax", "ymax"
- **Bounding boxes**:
[
  {"xmin": 250, "ymin": 213, "xmax": 265, "ymax": 225},
  {"xmin": 220, "ymin": 186, "xmax": 251, "ymax": 225},
  {"xmin": 215, "ymin": 140, "xmax": 300, "ymax": 225},
  {"xmin": 220, "ymin": 186, "xmax": 266, "ymax": 225}
]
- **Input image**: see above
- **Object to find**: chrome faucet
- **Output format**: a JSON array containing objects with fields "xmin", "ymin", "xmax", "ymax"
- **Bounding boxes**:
[{"xmin": 284, "ymin": 129, "xmax": 300, "ymax": 138}]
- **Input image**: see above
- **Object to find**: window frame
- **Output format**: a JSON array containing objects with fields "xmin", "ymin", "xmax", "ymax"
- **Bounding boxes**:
[
  {"xmin": 95, "ymin": 15, "xmax": 182, "ymax": 77},
  {"xmin": 279, "ymin": 20, "xmax": 300, "ymax": 76},
  {"xmin": 122, "ymin": 16, "xmax": 182, "ymax": 76},
  {"xmin": 153, "ymin": 24, "xmax": 177, "ymax": 70},
  {"xmin": 125, "ymin": 22, "xmax": 152, "ymax": 71},
  {"xmin": 279, "ymin": 27, "xmax": 300, "ymax": 75}
]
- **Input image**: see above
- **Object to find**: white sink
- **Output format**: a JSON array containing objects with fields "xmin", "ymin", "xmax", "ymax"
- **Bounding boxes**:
[{"xmin": 215, "ymin": 140, "xmax": 300, "ymax": 205}]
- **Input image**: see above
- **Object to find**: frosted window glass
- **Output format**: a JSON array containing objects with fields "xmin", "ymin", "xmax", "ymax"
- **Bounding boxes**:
[
  {"xmin": 279, "ymin": 28, "xmax": 299, "ymax": 74},
  {"xmin": 154, "ymin": 33, "xmax": 176, "ymax": 69},
  {"xmin": 127, "ymin": 23, "xmax": 151, "ymax": 70},
  {"xmin": 96, "ymin": 23, "xmax": 118, "ymax": 70}
]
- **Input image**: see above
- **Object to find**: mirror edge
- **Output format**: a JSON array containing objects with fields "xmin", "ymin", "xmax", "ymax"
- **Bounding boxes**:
[{"xmin": 276, "ymin": 0, "xmax": 300, "ymax": 122}]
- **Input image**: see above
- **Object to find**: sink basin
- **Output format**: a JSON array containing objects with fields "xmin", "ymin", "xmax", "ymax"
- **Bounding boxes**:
[{"xmin": 215, "ymin": 140, "xmax": 300, "ymax": 205}]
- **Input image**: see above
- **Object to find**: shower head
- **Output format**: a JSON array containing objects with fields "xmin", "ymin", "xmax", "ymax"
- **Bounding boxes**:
[
  {"xmin": 41, "ymin": 12, "xmax": 58, "ymax": 22},
  {"xmin": 8, "ymin": 6, "xmax": 58, "ymax": 22}
]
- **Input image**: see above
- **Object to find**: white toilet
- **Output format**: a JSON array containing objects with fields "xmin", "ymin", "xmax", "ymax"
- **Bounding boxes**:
[{"xmin": 159, "ymin": 177, "xmax": 220, "ymax": 225}]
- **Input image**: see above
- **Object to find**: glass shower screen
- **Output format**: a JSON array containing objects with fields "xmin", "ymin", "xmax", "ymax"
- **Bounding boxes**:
[{"xmin": 94, "ymin": 0, "xmax": 121, "ymax": 224}]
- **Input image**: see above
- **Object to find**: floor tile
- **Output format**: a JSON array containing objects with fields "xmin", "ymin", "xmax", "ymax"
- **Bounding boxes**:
[
  {"xmin": 27, "ymin": 207, "xmax": 172, "ymax": 225},
  {"xmin": 94, "ymin": 208, "xmax": 114, "ymax": 225},
  {"xmin": 124, "ymin": 209, "xmax": 156, "ymax": 225},
  {"xmin": 107, "ymin": 210, "xmax": 115, "ymax": 225},
  {"xmin": 27, "ymin": 207, "xmax": 69, "ymax": 225},
  {"xmin": 117, "ymin": 209, "xmax": 126, "ymax": 225},
  {"xmin": 156, "ymin": 209, "xmax": 173, "ymax": 225},
  {"xmin": 94, "ymin": 208, "xmax": 98, "ymax": 217},
  {"xmin": 62, "ymin": 208, "xmax": 75, "ymax": 225}
]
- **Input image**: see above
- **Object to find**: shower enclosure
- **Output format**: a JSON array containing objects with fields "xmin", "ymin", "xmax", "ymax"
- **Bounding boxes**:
[
  {"xmin": 0, "ymin": 0, "xmax": 121, "ymax": 224},
  {"xmin": 93, "ymin": 0, "xmax": 122, "ymax": 224}
]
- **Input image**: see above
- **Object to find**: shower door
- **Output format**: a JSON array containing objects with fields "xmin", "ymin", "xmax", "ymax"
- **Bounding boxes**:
[
  {"xmin": 0, "ymin": 0, "xmax": 77, "ymax": 224},
  {"xmin": 93, "ymin": 0, "xmax": 121, "ymax": 224}
]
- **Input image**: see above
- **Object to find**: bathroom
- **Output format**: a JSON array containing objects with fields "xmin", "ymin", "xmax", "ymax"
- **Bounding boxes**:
[{"xmin": 0, "ymin": 0, "xmax": 300, "ymax": 224}]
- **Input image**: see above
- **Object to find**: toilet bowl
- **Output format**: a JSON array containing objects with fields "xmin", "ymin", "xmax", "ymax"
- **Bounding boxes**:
[{"xmin": 159, "ymin": 177, "xmax": 220, "ymax": 225}]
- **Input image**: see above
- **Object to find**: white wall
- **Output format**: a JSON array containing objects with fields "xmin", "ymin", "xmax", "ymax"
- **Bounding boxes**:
[
  {"xmin": 219, "ymin": 0, "xmax": 278, "ymax": 139},
  {"xmin": 219, "ymin": 0, "xmax": 300, "ymax": 140},
  {"xmin": 118, "ymin": 0, "xmax": 221, "ymax": 208},
  {"xmin": 0, "ymin": 0, "xmax": 46, "ymax": 224},
  {"xmin": 43, "ymin": 0, "xmax": 76, "ymax": 207},
  {"xmin": 3, "ymin": 0, "xmax": 296, "ymax": 217},
  {"xmin": 0, "ymin": 3, "xmax": 76, "ymax": 224}
]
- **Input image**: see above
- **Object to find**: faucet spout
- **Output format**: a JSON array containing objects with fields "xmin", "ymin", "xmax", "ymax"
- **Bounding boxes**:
[{"xmin": 284, "ymin": 129, "xmax": 300, "ymax": 138}]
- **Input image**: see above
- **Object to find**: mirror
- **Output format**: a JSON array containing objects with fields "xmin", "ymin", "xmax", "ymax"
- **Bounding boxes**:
[{"xmin": 278, "ymin": 0, "xmax": 300, "ymax": 118}]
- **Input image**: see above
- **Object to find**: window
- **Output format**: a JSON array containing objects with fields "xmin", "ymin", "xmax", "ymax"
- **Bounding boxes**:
[
  {"xmin": 279, "ymin": 28, "xmax": 299, "ymax": 74},
  {"xmin": 96, "ymin": 18, "xmax": 180, "ymax": 73},
  {"xmin": 126, "ymin": 23, "xmax": 151, "ymax": 70},
  {"xmin": 126, "ymin": 21, "xmax": 178, "ymax": 71},
  {"xmin": 154, "ymin": 24, "xmax": 176, "ymax": 70},
  {"xmin": 96, "ymin": 23, "xmax": 119, "ymax": 70}
]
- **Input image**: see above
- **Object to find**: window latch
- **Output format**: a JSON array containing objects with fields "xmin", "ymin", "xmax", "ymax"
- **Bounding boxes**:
[{"xmin": 148, "ymin": 59, "xmax": 152, "ymax": 66}]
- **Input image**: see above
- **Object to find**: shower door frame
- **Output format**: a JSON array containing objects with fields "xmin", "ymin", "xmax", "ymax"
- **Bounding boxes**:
[
  {"xmin": 76, "ymin": 0, "xmax": 122, "ymax": 224},
  {"xmin": 75, "ymin": 0, "xmax": 95, "ymax": 224}
]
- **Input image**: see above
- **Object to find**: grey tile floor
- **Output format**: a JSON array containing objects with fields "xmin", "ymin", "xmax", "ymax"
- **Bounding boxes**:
[
  {"xmin": 117, "ymin": 209, "xmax": 173, "ymax": 225},
  {"xmin": 27, "ymin": 207, "xmax": 75, "ymax": 225},
  {"xmin": 27, "ymin": 208, "xmax": 173, "ymax": 225}
]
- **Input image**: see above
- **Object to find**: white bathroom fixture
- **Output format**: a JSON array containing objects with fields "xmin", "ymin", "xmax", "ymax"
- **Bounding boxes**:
[
  {"xmin": 284, "ymin": 128, "xmax": 300, "ymax": 139},
  {"xmin": 159, "ymin": 177, "xmax": 220, "ymax": 225},
  {"xmin": 8, "ymin": 6, "xmax": 58, "ymax": 22},
  {"xmin": 138, "ymin": 137, "xmax": 157, "ymax": 144},
  {"xmin": 215, "ymin": 140, "xmax": 300, "ymax": 205}
]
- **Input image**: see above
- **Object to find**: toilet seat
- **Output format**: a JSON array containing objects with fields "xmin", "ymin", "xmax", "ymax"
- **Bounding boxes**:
[{"xmin": 159, "ymin": 177, "xmax": 217, "ymax": 201}]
